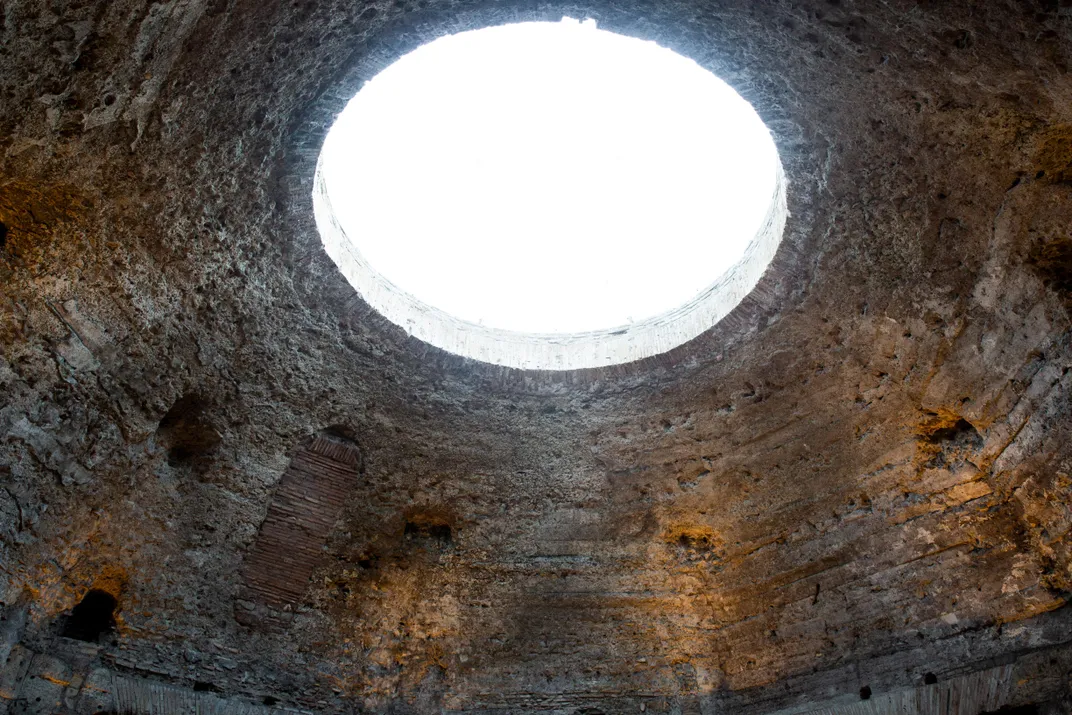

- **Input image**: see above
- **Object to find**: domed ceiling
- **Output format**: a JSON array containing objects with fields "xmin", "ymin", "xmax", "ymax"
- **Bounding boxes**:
[{"xmin": 1, "ymin": 1, "xmax": 1071, "ymax": 713}]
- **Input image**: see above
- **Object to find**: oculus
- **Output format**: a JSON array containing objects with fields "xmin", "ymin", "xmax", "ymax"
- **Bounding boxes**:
[{"xmin": 315, "ymin": 18, "xmax": 785, "ymax": 369}]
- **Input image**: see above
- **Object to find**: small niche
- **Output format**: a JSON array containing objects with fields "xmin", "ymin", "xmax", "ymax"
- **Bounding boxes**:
[
  {"xmin": 1029, "ymin": 236, "xmax": 1072, "ymax": 296},
  {"xmin": 157, "ymin": 393, "xmax": 221, "ymax": 470},
  {"xmin": 919, "ymin": 411, "xmax": 983, "ymax": 468},
  {"xmin": 922, "ymin": 416, "xmax": 982, "ymax": 450},
  {"xmin": 61, "ymin": 589, "xmax": 117, "ymax": 643},
  {"xmin": 403, "ymin": 512, "xmax": 454, "ymax": 548},
  {"xmin": 404, "ymin": 520, "xmax": 453, "ymax": 543}
]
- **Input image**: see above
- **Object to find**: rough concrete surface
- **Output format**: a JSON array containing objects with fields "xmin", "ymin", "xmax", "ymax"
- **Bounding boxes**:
[{"xmin": 2, "ymin": 0, "xmax": 1072, "ymax": 713}]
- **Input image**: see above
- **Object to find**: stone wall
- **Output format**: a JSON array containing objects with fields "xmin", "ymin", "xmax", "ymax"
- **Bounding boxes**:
[{"xmin": 1, "ymin": 0, "xmax": 1071, "ymax": 712}]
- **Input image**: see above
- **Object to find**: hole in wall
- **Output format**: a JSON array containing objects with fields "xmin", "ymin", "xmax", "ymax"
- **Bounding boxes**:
[
  {"xmin": 403, "ymin": 512, "xmax": 454, "ymax": 548},
  {"xmin": 60, "ymin": 589, "xmax": 117, "ymax": 643},
  {"xmin": 859, "ymin": 685, "xmax": 872, "ymax": 700},
  {"xmin": 321, "ymin": 423, "xmax": 359, "ymax": 443},
  {"xmin": 922, "ymin": 416, "xmax": 981, "ymax": 448},
  {"xmin": 314, "ymin": 16, "xmax": 786, "ymax": 370},
  {"xmin": 919, "ymin": 411, "xmax": 983, "ymax": 469},
  {"xmin": 404, "ymin": 520, "xmax": 453, "ymax": 543},
  {"xmin": 924, "ymin": 672, "xmax": 938, "ymax": 685},
  {"xmin": 156, "ymin": 393, "xmax": 221, "ymax": 470},
  {"xmin": 1029, "ymin": 236, "xmax": 1072, "ymax": 296},
  {"xmin": 0, "ymin": 222, "xmax": 7, "ymax": 248}
]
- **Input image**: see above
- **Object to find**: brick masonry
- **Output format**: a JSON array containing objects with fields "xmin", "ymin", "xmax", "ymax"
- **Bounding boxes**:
[{"xmin": 236, "ymin": 435, "xmax": 361, "ymax": 627}]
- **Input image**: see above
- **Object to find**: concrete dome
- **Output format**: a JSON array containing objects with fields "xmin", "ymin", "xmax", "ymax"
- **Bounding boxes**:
[{"xmin": 1, "ymin": 1, "xmax": 1071, "ymax": 713}]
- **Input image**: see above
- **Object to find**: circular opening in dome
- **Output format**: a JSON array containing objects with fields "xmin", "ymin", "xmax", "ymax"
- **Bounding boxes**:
[{"xmin": 314, "ymin": 17, "xmax": 786, "ymax": 370}]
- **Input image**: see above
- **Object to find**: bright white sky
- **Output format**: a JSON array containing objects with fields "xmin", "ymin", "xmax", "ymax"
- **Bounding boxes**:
[{"xmin": 322, "ymin": 18, "xmax": 779, "ymax": 334}]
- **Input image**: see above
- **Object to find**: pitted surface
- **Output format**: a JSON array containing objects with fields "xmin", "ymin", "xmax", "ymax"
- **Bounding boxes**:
[{"xmin": 1, "ymin": 1, "xmax": 1072, "ymax": 713}]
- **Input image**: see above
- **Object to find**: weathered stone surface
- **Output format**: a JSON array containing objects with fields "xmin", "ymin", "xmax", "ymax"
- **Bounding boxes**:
[{"xmin": 1, "ymin": 0, "xmax": 1071, "ymax": 712}]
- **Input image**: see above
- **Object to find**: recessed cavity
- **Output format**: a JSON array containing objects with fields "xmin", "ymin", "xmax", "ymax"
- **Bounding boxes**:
[{"xmin": 61, "ymin": 589, "xmax": 117, "ymax": 643}]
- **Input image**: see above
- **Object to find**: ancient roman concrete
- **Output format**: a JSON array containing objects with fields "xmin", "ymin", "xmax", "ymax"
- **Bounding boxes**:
[{"xmin": 1, "ymin": 0, "xmax": 1071, "ymax": 713}]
